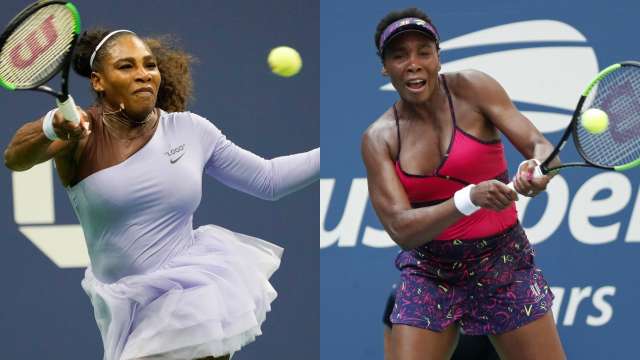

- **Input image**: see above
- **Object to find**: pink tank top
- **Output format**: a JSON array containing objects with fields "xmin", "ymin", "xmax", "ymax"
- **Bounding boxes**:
[{"xmin": 394, "ymin": 74, "xmax": 517, "ymax": 240}]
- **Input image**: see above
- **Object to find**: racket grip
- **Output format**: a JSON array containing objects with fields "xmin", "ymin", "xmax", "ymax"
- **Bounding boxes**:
[
  {"xmin": 506, "ymin": 164, "xmax": 544, "ymax": 193},
  {"xmin": 56, "ymin": 95, "xmax": 80, "ymax": 125}
]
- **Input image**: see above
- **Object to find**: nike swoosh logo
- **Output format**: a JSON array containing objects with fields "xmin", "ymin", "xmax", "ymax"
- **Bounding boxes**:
[{"xmin": 170, "ymin": 153, "xmax": 185, "ymax": 164}]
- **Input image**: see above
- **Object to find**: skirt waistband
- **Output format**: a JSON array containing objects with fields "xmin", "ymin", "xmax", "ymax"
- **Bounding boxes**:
[{"xmin": 406, "ymin": 222, "xmax": 527, "ymax": 263}]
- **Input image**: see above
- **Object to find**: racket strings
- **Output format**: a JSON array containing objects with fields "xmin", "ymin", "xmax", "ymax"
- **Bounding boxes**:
[
  {"xmin": 0, "ymin": 5, "xmax": 76, "ymax": 88},
  {"xmin": 577, "ymin": 65, "xmax": 640, "ymax": 167}
]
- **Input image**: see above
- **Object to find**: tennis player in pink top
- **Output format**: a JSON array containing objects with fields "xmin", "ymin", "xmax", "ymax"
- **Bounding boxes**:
[
  {"xmin": 362, "ymin": 8, "xmax": 566, "ymax": 360},
  {"xmin": 4, "ymin": 29, "xmax": 318, "ymax": 360}
]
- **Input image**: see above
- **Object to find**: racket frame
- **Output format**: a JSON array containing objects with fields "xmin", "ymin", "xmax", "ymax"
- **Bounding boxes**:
[
  {"xmin": 0, "ymin": 0, "xmax": 81, "ymax": 102},
  {"xmin": 540, "ymin": 62, "xmax": 640, "ymax": 174}
]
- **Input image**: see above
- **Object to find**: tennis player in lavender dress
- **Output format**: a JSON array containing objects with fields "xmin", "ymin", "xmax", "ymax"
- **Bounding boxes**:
[{"xmin": 4, "ymin": 28, "xmax": 318, "ymax": 360}]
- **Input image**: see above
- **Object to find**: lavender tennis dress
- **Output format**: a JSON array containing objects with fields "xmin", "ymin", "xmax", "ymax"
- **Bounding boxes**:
[{"xmin": 65, "ymin": 111, "xmax": 319, "ymax": 359}]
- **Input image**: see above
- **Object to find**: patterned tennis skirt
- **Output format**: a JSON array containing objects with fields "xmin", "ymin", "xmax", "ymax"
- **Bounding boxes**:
[{"xmin": 390, "ymin": 223, "xmax": 553, "ymax": 335}]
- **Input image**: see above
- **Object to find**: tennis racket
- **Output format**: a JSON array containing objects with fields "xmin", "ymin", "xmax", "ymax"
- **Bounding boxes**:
[
  {"xmin": 0, "ymin": 0, "xmax": 81, "ymax": 125},
  {"xmin": 508, "ymin": 61, "xmax": 640, "ymax": 191}
]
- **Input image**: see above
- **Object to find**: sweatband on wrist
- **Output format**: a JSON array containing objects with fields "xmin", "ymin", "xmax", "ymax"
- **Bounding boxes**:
[
  {"xmin": 454, "ymin": 184, "xmax": 480, "ymax": 216},
  {"xmin": 42, "ymin": 109, "xmax": 60, "ymax": 141}
]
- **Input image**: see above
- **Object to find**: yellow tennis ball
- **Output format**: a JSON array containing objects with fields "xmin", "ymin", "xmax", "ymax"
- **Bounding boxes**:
[
  {"xmin": 581, "ymin": 108, "xmax": 609, "ymax": 134},
  {"xmin": 268, "ymin": 46, "xmax": 302, "ymax": 77}
]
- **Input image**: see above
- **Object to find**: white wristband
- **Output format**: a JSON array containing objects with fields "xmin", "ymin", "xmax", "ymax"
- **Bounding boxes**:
[
  {"xmin": 42, "ymin": 109, "xmax": 60, "ymax": 141},
  {"xmin": 454, "ymin": 184, "xmax": 481, "ymax": 216}
]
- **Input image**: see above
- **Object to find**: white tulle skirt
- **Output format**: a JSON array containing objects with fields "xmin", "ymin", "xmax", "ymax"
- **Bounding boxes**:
[{"xmin": 81, "ymin": 224, "xmax": 283, "ymax": 360}]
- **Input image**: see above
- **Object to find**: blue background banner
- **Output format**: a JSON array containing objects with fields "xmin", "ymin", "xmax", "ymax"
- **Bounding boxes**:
[
  {"xmin": 321, "ymin": 1, "xmax": 639, "ymax": 359},
  {"xmin": 0, "ymin": 1, "xmax": 318, "ymax": 359}
]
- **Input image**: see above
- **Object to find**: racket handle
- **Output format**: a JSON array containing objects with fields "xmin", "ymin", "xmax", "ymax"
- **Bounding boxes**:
[
  {"xmin": 506, "ymin": 164, "xmax": 544, "ymax": 193},
  {"xmin": 56, "ymin": 95, "xmax": 80, "ymax": 125}
]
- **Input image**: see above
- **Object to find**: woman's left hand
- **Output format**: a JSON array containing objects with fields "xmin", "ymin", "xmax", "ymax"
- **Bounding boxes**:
[{"xmin": 513, "ymin": 159, "xmax": 550, "ymax": 197}]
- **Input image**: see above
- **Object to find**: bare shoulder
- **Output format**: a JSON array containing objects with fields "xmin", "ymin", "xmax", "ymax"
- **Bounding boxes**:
[
  {"xmin": 444, "ymin": 70, "xmax": 502, "ymax": 98},
  {"xmin": 445, "ymin": 70, "xmax": 513, "ymax": 115},
  {"xmin": 363, "ymin": 108, "xmax": 395, "ymax": 141},
  {"xmin": 361, "ymin": 107, "xmax": 398, "ymax": 159}
]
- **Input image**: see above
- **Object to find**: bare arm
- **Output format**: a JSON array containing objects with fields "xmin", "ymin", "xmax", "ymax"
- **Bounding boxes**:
[
  {"xmin": 361, "ymin": 122, "xmax": 465, "ymax": 250},
  {"xmin": 4, "ymin": 109, "xmax": 90, "ymax": 184},
  {"xmin": 465, "ymin": 70, "xmax": 560, "ymax": 195},
  {"xmin": 4, "ymin": 117, "xmax": 70, "ymax": 171}
]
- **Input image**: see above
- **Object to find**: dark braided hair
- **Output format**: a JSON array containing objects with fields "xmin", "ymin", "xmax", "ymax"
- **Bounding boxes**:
[{"xmin": 72, "ymin": 28, "xmax": 194, "ymax": 112}]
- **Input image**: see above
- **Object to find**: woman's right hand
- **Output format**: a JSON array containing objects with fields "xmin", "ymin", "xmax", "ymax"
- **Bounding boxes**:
[
  {"xmin": 470, "ymin": 180, "xmax": 518, "ymax": 211},
  {"xmin": 52, "ymin": 107, "xmax": 91, "ymax": 141}
]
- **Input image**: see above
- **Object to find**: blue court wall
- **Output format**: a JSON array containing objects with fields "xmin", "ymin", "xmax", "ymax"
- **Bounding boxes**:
[
  {"xmin": 320, "ymin": 1, "xmax": 640, "ymax": 359},
  {"xmin": 0, "ymin": 1, "xmax": 319, "ymax": 359}
]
